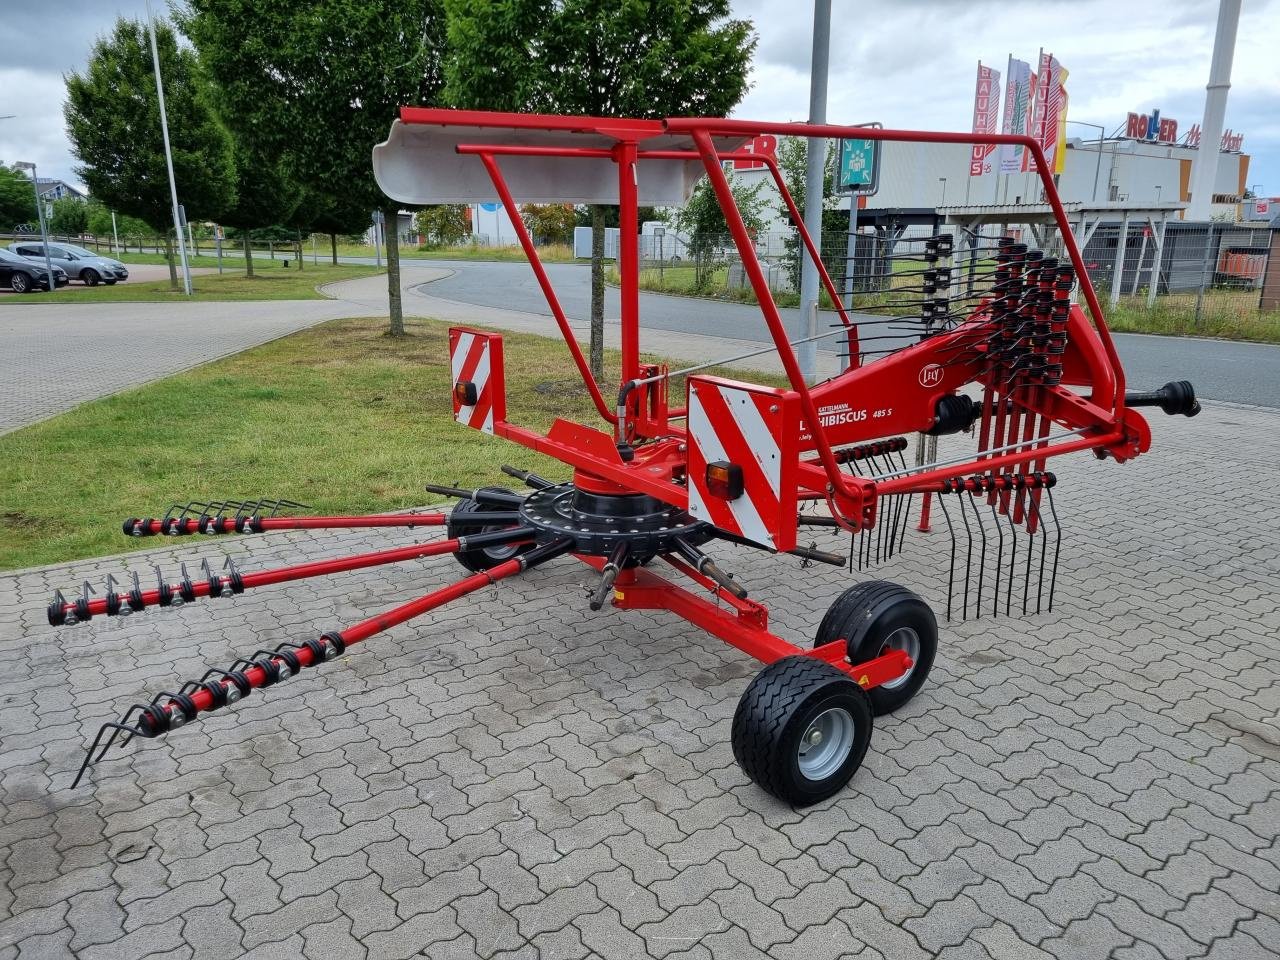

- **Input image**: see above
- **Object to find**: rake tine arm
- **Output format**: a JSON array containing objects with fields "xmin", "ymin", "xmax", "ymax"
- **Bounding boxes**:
[
  {"xmin": 670, "ymin": 537, "xmax": 749, "ymax": 599},
  {"xmin": 123, "ymin": 510, "xmax": 449, "ymax": 537},
  {"xmin": 48, "ymin": 528, "xmax": 536, "ymax": 626},
  {"xmin": 69, "ymin": 536, "xmax": 574, "ymax": 787},
  {"xmin": 424, "ymin": 483, "xmax": 526, "ymax": 507},
  {"xmin": 501, "ymin": 465, "xmax": 559, "ymax": 490}
]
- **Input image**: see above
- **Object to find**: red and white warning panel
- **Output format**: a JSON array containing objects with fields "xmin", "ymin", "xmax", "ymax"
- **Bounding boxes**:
[
  {"xmin": 686, "ymin": 375, "xmax": 799, "ymax": 552},
  {"xmin": 448, "ymin": 327, "xmax": 506, "ymax": 434}
]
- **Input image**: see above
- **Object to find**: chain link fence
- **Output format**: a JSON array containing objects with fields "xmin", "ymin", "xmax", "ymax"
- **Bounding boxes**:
[{"xmin": 632, "ymin": 220, "xmax": 1277, "ymax": 337}]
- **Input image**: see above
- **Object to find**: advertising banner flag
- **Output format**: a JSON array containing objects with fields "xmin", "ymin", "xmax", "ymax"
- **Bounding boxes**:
[
  {"xmin": 998, "ymin": 57, "xmax": 1032, "ymax": 174},
  {"xmin": 1053, "ymin": 66, "xmax": 1070, "ymax": 175},
  {"xmin": 1023, "ymin": 50, "xmax": 1061, "ymax": 173},
  {"xmin": 969, "ymin": 62, "xmax": 1002, "ymax": 177}
]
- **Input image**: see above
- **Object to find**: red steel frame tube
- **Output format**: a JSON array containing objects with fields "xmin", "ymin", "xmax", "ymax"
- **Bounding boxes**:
[
  {"xmin": 616, "ymin": 140, "xmax": 642, "ymax": 385},
  {"xmin": 609, "ymin": 558, "xmax": 911, "ymax": 689},
  {"xmin": 664, "ymin": 117, "xmax": 1124, "ymax": 410},
  {"xmin": 636, "ymin": 149, "xmax": 857, "ymax": 341},
  {"xmin": 873, "ymin": 431, "xmax": 1121, "ymax": 496},
  {"xmin": 476, "ymin": 153, "xmax": 616, "ymax": 425},
  {"xmin": 689, "ymin": 129, "xmax": 855, "ymax": 505}
]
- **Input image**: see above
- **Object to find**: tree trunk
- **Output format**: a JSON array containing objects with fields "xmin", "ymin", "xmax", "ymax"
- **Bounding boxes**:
[
  {"xmin": 297, "ymin": 232, "xmax": 303, "ymax": 270},
  {"xmin": 330, "ymin": 233, "xmax": 338, "ymax": 266},
  {"xmin": 385, "ymin": 208, "xmax": 404, "ymax": 337},
  {"xmin": 164, "ymin": 233, "xmax": 177, "ymax": 290},
  {"xmin": 589, "ymin": 204, "xmax": 606, "ymax": 380},
  {"xmin": 242, "ymin": 234, "xmax": 255, "ymax": 278}
]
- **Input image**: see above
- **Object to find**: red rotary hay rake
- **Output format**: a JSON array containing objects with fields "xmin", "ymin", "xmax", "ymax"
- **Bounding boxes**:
[{"xmin": 54, "ymin": 111, "xmax": 1199, "ymax": 805}]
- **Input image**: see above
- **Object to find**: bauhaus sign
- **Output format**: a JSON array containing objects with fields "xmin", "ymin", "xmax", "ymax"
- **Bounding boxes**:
[{"xmin": 1126, "ymin": 109, "xmax": 1178, "ymax": 144}]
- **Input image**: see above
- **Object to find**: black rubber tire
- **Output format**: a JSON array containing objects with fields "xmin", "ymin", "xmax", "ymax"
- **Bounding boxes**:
[
  {"xmin": 815, "ymin": 580, "xmax": 938, "ymax": 716},
  {"xmin": 446, "ymin": 491, "xmax": 533, "ymax": 572},
  {"xmin": 731, "ymin": 656, "xmax": 873, "ymax": 807},
  {"xmin": 82, "ymin": 269, "xmax": 100, "ymax": 287},
  {"xmin": 11, "ymin": 273, "xmax": 30, "ymax": 293},
  {"xmin": 104, "ymin": 278, "xmax": 117, "ymax": 285}
]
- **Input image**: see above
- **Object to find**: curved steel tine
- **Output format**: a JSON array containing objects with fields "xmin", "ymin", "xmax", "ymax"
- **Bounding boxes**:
[
  {"xmin": 71, "ymin": 721, "xmax": 143, "ymax": 789},
  {"xmin": 935, "ymin": 495, "xmax": 957, "ymax": 622},
  {"xmin": 234, "ymin": 500, "xmax": 262, "ymax": 521},
  {"xmin": 92, "ymin": 702, "xmax": 145, "ymax": 759},
  {"xmin": 1044, "ymin": 487, "xmax": 1062, "ymax": 612},
  {"xmin": 968, "ymin": 491, "xmax": 988, "ymax": 619},
  {"xmin": 1003, "ymin": 499, "xmax": 1019, "ymax": 616},
  {"xmin": 1025, "ymin": 491, "xmax": 1049, "ymax": 615},
  {"xmin": 954, "ymin": 490, "xmax": 974, "ymax": 621},
  {"xmin": 988, "ymin": 502, "xmax": 1005, "ymax": 618}
]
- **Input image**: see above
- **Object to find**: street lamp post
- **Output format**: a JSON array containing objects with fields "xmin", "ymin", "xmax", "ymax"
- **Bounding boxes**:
[
  {"xmin": 13, "ymin": 162, "xmax": 56, "ymax": 291},
  {"xmin": 144, "ymin": 0, "xmax": 193, "ymax": 295},
  {"xmin": 1065, "ymin": 120, "xmax": 1105, "ymax": 202}
]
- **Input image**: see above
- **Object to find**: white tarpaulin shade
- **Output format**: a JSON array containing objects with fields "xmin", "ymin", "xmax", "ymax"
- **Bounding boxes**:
[{"xmin": 373, "ymin": 117, "xmax": 749, "ymax": 206}]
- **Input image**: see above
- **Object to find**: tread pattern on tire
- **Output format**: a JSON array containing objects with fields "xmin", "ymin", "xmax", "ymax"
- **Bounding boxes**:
[
  {"xmin": 732, "ymin": 656, "xmax": 871, "ymax": 804},
  {"xmin": 814, "ymin": 580, "xmax": 938, "ymax": 717},
  {"xmin": 446, "ymin": 493, "xmax": 530, "ymax": 572}
]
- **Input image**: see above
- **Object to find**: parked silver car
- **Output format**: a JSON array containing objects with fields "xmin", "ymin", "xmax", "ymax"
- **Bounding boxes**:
[
  {"xmin": 0, "ymin": 248, "xmax": 69, "ymax": 292},
  {"xmin": 7, "ymin": 242, "xmax": 129, "ymax": 286}
]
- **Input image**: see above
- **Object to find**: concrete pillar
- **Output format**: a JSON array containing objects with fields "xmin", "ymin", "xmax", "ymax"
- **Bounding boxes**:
[{"xmin": 1109, "ymin": 214, "xmax": 1131, "ymax": 307}]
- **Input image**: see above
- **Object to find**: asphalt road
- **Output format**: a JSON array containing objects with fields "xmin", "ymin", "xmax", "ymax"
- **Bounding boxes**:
[{"xmin": 388, "ymin": 258, "xmax": 1280, "ymax": 409}]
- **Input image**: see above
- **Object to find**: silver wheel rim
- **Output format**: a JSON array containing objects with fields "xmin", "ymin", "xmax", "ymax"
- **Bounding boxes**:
[
  {"xmin": 797, "ymin": 707, "xmax": 855, "ymax": 781},
  {"xmin": 878, "ymin": 626, "xmax": 920, "ymax": 691}
]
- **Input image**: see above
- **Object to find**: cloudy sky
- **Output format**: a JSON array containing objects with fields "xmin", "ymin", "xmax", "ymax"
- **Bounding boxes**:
[{"xmin": 2, "ymin": 0, "xmax": 1275, "ymax": 196}]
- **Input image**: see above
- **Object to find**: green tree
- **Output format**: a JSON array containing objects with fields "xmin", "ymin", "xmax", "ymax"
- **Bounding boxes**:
[
  {"xmin": 443, "ymin": 0, "xmax": 756, "ymax": 378},
  {"xmin": 521, "ymin": 204, "xmax": 576, "ymax": 245},
  {"xmin": 64, "ymin": 17, "xmax": 236, "ymax": 288},
  {"xmin": 673, "ymin": 171, "xmax": 765, "ymax": 290},
  {"xmin": 293, "ymin": 188, "xmax": 373, "ymax": 265},
  {"xmin": 222, "ymin": 139, "xmax": 298, "ymax": 277},
  {"xmin": 84, "ymin": 199, "xmax": 151, "ymax": 248},
  {"xmin": 181, "ymin": 0, "xmax": 448, "ymax": 335},
  {"xmin": 0, "ymin": 165, "xmax": 37, "ymax": 232},
  {"xmin": 49, "ymin": 197, "xmax": 89, "ymax": 236},
  {"xmin": 774, "ymin": 135, "xmax": 844, "ymax": 289},
  {"xmin": 415, "ymin": 205, "xmax": 471, "ymax": 247}
]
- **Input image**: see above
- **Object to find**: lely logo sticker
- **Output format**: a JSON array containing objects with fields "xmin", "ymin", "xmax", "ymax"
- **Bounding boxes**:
[{"xmin": 918, "ymin": 363, "xmax": 943, "ymax": 388}]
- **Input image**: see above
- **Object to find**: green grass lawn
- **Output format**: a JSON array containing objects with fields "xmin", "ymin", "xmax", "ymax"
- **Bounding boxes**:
[
  {"xmin": 0, "ymin": 316, "xmax": 776, "ymax": 570},
  {"xmin": 1, "ymin": 262, "xmax": 383, "ymax": 304}
]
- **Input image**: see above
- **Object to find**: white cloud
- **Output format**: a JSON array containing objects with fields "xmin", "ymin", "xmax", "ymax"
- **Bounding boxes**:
[
  {"xmin": 2, "ymin": 0, "xmax": 1276, "ymax": 197},
  {"xmin": 731, "ymin": 0, "xmax": 1278, "ymax": 192}
]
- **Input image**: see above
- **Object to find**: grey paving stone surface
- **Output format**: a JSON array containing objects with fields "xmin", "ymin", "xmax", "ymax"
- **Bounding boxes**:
[{"xmin": 1, "ymin": 402, "xmax": 1278, "ymax": 958}]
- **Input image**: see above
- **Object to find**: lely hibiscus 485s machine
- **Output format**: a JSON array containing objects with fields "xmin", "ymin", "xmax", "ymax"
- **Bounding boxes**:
[{"xmin": 53, "ymin": 110, "xmax": 1199, "ymax": 805}]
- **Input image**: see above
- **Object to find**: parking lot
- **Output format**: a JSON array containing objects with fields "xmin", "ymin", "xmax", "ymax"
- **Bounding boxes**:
[{"xmin": 1, "ymin": 401, "xmax": 1276, "ymax": 959}]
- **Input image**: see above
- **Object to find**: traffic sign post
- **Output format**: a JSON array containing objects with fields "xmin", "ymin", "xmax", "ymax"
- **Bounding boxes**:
[{"xmin": 836, "ymin": 128, "xmax": 881, "ymax": 316}]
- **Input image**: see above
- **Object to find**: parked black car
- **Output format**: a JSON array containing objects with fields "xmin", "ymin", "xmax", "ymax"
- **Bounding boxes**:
[{"xmin": 0, "ymin": 248, "xmax": 69, "ymax": 293}]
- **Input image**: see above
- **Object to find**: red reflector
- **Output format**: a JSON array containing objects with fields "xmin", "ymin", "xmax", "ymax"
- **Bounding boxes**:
[
  {"xmin": 706, "ymin": 461, "xmax": 744, "ymax": 500},
  {"xmin": 454, "ymin": 380, "xmax": 478, "ymax": 406}
]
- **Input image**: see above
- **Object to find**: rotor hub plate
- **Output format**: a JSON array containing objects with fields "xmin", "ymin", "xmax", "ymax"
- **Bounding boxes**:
[{"xmin": 518, "ymin": 483, "xmax": 709, "ymax": 557}]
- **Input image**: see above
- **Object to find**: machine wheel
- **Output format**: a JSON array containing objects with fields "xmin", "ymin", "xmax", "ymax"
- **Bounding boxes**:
[
  {"xmin": 11, "ymin": 273, "xmax": 30, "ymax": 293},
  {"xmin": 815, "ymin": 581, "xmax": 937, "ymax": 716},
  {"xmin": 732, "ymin": 656, "xmax": 873, "ymax": 806},
  {"xmin": 82, "ymin": 269, "xmax": 101, "ymax": 286},
  {"xmin": 447, "ymin": 491, "xmax": 533, "ymax": 572}
]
